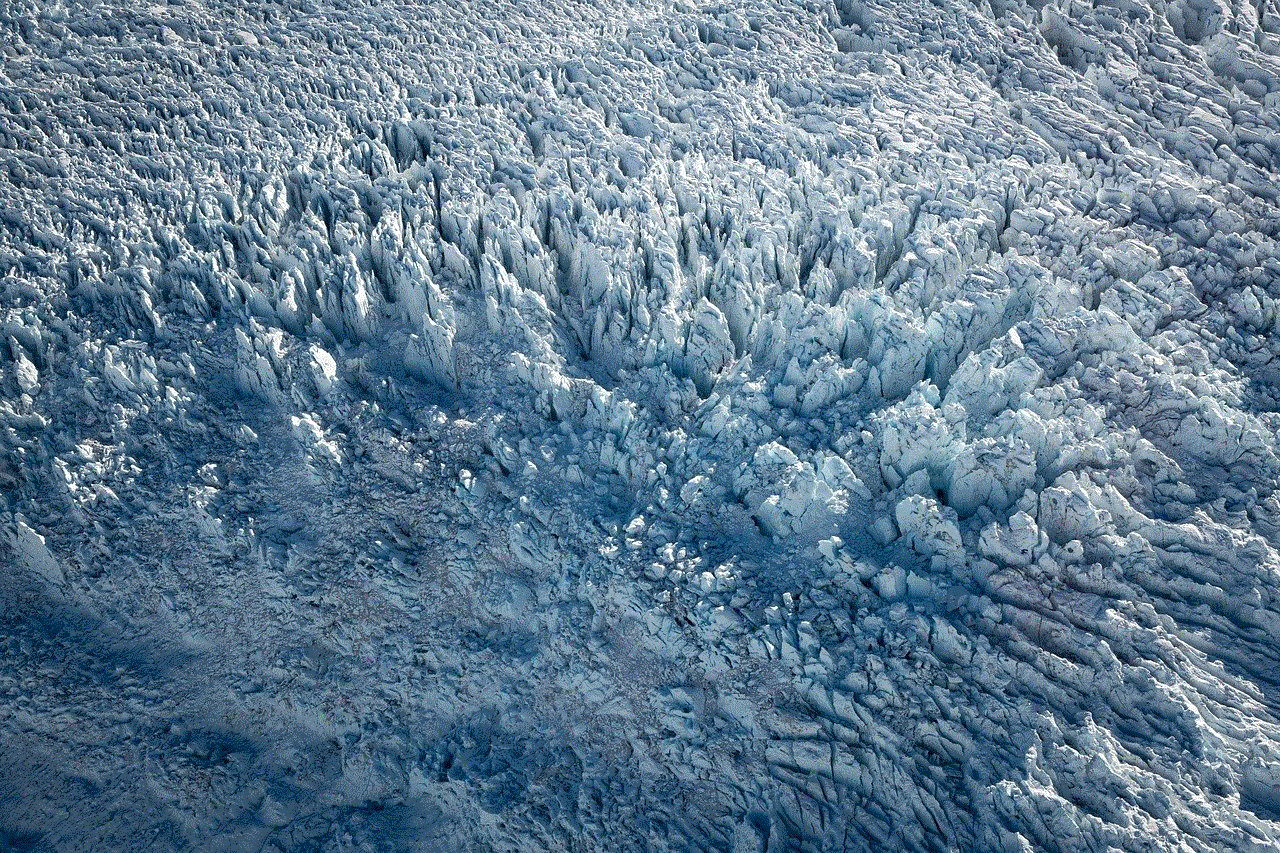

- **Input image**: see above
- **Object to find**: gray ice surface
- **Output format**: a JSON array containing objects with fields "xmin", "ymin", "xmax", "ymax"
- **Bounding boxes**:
[{"xmin": 2, "ymin": 0, "xmax": 1280, "ymax": 850}]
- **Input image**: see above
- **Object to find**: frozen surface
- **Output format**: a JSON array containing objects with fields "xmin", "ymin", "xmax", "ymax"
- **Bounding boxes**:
[{"xmin": 1, "ymin": 0, "xmax": 1280, "ymax": 849}]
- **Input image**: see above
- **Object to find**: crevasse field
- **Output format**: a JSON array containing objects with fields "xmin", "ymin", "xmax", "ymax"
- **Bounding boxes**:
[{"xmin": 1, "ymin": 0, "xmax": 1279, "ymax": 850}]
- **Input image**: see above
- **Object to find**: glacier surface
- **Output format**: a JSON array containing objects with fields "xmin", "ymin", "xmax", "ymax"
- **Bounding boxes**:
[{"xmin": 2, "ymin": 0, "xmax": 1280, "ymax": 850}]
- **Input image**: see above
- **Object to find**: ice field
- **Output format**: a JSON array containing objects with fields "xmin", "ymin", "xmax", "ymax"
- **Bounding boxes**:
[{"xmin": 2, "ymin": 0, "xmax": 1280, "ymax": 849}]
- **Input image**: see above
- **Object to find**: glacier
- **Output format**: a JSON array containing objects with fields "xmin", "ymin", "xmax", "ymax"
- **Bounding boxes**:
[{"xmin": 1, "ymin": 0, "xmax": 1280, "ymax": 850}]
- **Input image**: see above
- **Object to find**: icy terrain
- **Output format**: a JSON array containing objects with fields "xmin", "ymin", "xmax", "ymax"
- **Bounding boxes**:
[{"xmin": 2, "ymin": 0, "xmax": 1280, "ymax": 849}]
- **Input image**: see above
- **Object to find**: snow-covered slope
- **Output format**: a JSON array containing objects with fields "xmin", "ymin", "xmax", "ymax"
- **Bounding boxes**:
[{"xmin": 2, "ymin": 0, "xmax": 1280, "ymax": 849}]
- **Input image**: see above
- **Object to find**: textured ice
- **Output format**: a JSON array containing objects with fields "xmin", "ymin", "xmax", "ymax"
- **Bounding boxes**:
[{"xmin": 1, "ymin": 0, "xmax": 1280, "ymax": 850}]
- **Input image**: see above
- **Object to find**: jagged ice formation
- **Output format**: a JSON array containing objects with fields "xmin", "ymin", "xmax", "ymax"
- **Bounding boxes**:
[{"xmin": 2, "ymin": 0, "xmax": 1280, "ymax": 850}]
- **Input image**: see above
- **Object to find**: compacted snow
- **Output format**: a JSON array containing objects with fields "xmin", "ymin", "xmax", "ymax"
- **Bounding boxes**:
[{"xmin": 2, "ymin": 0, "xmax": 1280, "ymax": 849}]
